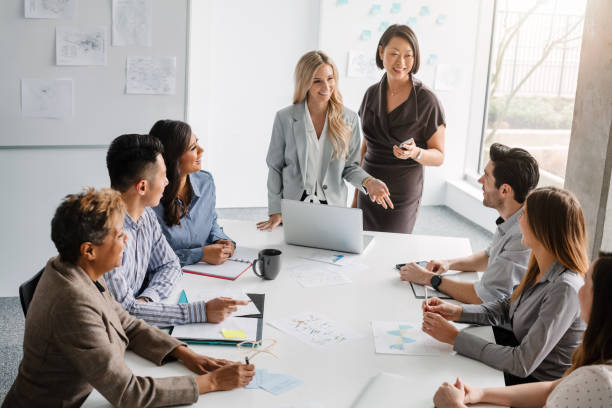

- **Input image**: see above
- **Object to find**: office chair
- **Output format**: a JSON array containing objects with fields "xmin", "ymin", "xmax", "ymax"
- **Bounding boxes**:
[{"xmin": 19, "ymin": 268, "xmax": 44, "ymax": 317}]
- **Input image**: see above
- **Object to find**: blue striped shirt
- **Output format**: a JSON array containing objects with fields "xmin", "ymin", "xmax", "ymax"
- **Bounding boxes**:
[{"xmin": 106, "ymin": 207, "xmax": 207, "ymax": 327}]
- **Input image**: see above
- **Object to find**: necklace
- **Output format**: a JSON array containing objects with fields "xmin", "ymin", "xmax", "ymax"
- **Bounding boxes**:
[{"xmin": 389, "ymin": 80, "xmax": 411, "ymax": 96}]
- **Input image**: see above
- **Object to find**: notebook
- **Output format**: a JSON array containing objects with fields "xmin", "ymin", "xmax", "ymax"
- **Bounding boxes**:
[
  {"xmin": 182, "ymin": 247, "xmax": 259, "ymax": 280},
  {"xmin": 170, "ymin": 293, "xmax": 264, "ymax": 345}
]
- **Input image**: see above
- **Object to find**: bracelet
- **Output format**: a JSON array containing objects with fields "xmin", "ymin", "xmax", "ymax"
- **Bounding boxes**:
[
  {"xmin": 414, "ymin": 147, "xmax": 423, "ymax": 161},
  {"xmin": 362, "ymin": 177, "xmax": 374, "ymax": 188}
]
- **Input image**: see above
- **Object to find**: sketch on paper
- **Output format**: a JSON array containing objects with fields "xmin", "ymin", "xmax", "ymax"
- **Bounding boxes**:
[
  {"xmin": 25, "ymin": 0, "xmax": 76, "ymax": 19},
  {"xmin": 269, "ymin": 312, "xmax": 362, "ymax": 348},
  {"xmin": 21, "ymin": 79, "xmax": 73, "ymax": 119},
  {"xmin": 289, "ymin": 262, "xmax": 352, "ymax": 288},
  {"xmin": 56, "ymin": 27, "xmax": 107, "ymax": 66},
  {"xmin": 372, "ymin": 321, "xmax": 453, "ymax": 356},
  {"xmin": 347, "ymin": 50, "xmax": 378, "ymax": 78},
  {"xmin": 126, "ymin": 56, "xmax": 176, "ymax": 95},
  {"xmin": 112, "ymin": 0, "xmax": 152, "ymax": 47}
]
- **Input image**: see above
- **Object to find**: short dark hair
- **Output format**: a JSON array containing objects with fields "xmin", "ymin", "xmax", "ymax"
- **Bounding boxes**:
[
  {"xmin": 376, "ymin": 24, "xmax": 420, "ymax": 73},
  {"xmin": 489, "ymin": 143, "xmax": 539, "ymax": 203},
  {"xmin": 51, "ymin": 188, "xmax": 125, "ymax": 264},
  {"xmin": 106, "ymin": 134, "xmax": 164, "ymax": 192}
]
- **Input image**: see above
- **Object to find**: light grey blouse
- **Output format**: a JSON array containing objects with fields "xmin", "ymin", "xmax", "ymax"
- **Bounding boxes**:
[{"xmin": 454, "ymin": 260, "xmax": 586, "ymax": 381}]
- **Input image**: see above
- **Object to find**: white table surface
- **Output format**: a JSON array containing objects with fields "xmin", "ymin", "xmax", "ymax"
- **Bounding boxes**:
[{"xmin": 85, "ymin": 219, "xmax": 505, "ymax": 408}]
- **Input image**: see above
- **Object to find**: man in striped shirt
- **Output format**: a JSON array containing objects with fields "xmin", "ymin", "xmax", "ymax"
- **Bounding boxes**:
[{"xmin": 104, "ymin": 134, "xmax": 247, "ymax": 326}]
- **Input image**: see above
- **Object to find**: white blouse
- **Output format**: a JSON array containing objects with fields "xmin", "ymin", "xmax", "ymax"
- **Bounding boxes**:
[
  {"xmin": 303, "ymin": 100, "xmax": 329, "ymax": 204},
  {"xmin": 546, "ymin": 364, "xmax": 612, "ymax": 408}
]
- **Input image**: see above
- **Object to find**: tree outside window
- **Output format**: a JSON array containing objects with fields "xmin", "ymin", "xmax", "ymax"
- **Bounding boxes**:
[{"xmin": 481, "ymin": 0, "xmax": 587, "ymax": 186}]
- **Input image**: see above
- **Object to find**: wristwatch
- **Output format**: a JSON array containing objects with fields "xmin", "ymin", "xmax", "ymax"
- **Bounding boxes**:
[{"xmin": 430, "ymin": 275, "xmax": 443, "ymax": 290}]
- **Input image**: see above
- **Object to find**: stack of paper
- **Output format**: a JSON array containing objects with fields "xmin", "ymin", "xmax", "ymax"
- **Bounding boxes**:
[{"xmin": 171, "ymin": 316, "xmax": 258, "ymax": 342}]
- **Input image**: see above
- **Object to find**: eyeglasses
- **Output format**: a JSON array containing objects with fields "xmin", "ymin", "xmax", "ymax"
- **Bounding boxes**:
[{"xmin": 237, "ymin": 338, "xmax": 280, "ymax": 364}]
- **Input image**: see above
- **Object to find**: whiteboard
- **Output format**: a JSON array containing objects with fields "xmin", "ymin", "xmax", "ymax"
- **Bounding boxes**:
[{"xmin": 0, "ymin": 0, "xmax": 188, "ymax": 147}]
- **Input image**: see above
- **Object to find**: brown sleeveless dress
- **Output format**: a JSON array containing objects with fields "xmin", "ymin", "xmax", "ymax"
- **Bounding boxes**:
[{"xmin": 357, "ymin": 74, "xmax": 446, "ymax": 233}]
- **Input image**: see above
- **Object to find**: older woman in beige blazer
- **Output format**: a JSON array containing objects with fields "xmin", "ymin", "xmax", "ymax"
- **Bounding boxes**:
[
  {"xmin": 2, "ymin": 188, "xmax": 254, "ymax": 408},
  {"xmin": 257, "ymin": 51, "xmax": 393, "ymax": 231}
]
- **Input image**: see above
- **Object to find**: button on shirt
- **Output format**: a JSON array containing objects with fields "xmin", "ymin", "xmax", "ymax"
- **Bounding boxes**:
[
  {"xmin": 454, "ymin": 261, "xmax": 586, "ymax": 381},
  {"xmin": 152, "ymin": 171, "xmax": 233, "ymax": 267},
  {"xmin": 474, "ymin": 208, "xmax": 531, "ymax": 303},
  {"xmin": 106, "ymin": 207, "xmax": 207, "ymax": 327},
  {"xmin": 302, "ymin": 100, "xmax": 328, "ymax": 204}
]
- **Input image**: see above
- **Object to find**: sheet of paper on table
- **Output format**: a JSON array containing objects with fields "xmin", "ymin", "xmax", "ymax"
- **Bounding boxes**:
[
  {"xmin": 288, "ymin": 262, "xmax": 352, "ymax": 288},
  {"xmin": 171, "ymin": 316, "xmax": 258, "ymax": 342},
  {"xmin": 269, "ymin": 312, "xmax": 362, "ymax": 349},
  {"xmin": 182, "ymin": 288, "xmax": 260, "ymax": 316},
  {"xmin": 297, "ymin": 247, "xmax": 361, "ymax": 266},
  {"xmin": 371, "ymin": 321, "xmax": 457, "ymax": 356},
  {"xmin": 244, "ymin": 369, "xmax": 303, "ymax": 395}
]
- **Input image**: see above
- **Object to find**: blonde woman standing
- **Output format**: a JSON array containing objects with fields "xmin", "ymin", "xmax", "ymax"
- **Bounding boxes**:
[{"xmin": 257, "ymin": 51, "xmax": 392, "ymax": 231}]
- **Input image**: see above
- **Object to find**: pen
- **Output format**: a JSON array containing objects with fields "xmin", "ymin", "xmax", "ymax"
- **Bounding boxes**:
[
  {"xmin": 245, "ymin": 356, "xmax": 250, "ymax": 365},
  {"xmin": 425, "ymin": 285, "xmax": 429, "ymax": 308}
]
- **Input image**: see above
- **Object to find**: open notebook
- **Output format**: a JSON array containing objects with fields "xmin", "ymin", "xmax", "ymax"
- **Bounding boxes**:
[{"xmin": 182, "ymin": 247, "xmax": 259, "ymax": 280}]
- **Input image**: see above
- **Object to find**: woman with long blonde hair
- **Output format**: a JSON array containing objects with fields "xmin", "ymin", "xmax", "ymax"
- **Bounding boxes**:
[
  {"xmin": 257, "ymin": 50, "xmax": 392, "ymax": 231},
  {"xmin": 432, "ymin": 252, "xmax": 612, "ymax": 408},
  {"xmin": 419, "ymin": 187, "xmax": 588, "ymax": 384}
]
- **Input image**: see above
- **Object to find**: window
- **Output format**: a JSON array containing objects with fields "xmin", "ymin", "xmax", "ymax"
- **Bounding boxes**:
[{"xmin": 480, "ymin": 0, "xmax": 587, "ymax": 186}]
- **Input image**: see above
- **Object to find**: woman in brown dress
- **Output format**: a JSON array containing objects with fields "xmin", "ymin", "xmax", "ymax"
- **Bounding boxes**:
[{"xmin": 353, "ymin": 25, "xmax": 446, "ymax": 233}]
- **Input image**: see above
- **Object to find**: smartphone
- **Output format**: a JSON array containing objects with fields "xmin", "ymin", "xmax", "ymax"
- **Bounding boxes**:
[
  {"xmin": 395, "ymin": 260, "xmax": 428, "ymax": 270},
  {"xmin": 399, "ymin": 138, "xmax": 414, "ymax": 150}
]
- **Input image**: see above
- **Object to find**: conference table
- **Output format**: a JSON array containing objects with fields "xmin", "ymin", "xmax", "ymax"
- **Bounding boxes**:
[{"xmin": 85, "ymin": 219, "xmax": 505, "ymax": 407}]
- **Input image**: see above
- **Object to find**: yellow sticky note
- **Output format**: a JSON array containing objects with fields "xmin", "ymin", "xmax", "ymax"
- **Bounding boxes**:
[{"xmin": 222, "ymin": 329, "xmax": 247, "ymax": 339}]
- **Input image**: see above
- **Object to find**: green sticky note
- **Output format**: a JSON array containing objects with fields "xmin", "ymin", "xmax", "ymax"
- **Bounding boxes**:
[{"xmin": 222, "ymin": 329, "xmax": 247, "ymax": 339}]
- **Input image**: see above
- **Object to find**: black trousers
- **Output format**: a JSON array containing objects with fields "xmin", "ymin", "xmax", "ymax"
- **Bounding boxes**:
[{"xmin": 493, "ymin": 326, "xmax": 540, "ymax": 386}]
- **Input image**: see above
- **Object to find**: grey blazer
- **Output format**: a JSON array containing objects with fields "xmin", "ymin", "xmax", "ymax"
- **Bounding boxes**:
[
  {"xmin": 266, "ymin": 100, "xmax": 370, "ymax": 214},
  {"xmin": 2, "ymin": 257, "xmax": 198, "ymax": 408}
]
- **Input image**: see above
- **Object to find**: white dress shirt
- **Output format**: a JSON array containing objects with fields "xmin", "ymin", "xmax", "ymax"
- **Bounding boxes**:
[{"xmin": 303, "ymin": 100, "xmax": 328, "ymax": 204}]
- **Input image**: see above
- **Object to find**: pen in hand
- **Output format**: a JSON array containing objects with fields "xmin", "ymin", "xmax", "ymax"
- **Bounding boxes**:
[{"xmin": 425, "ymin": 285, "xmax": 429, "ymax": 309}]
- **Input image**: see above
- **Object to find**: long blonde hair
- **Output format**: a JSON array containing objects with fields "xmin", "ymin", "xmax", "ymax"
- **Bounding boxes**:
[
  {"xmin": 293, "ymin": 51, "xmax": 351, "ymax": 160},
  {"xmin": 511, "ymin": 187, "xmax": 589, "ymax": 302}
]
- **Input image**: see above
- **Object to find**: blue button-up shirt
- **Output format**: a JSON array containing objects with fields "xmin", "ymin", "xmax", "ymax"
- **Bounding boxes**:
[
  {"xmin": 106, "ymin": 207, "xmax": 207, "ymax": 327},
  {"xmin": 152, "ymin": 170, "xmax": 233, "ymax": 267}
]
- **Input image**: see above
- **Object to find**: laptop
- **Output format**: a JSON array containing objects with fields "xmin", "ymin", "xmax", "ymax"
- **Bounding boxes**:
[{"xmin": 281, "ymin": 199, "xmax": 374, "ymax": 254}]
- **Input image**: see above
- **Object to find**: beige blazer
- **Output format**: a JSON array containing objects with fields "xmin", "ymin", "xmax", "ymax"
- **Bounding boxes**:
[
  {"xmin": 265, "ymin": 101, "xmax": 370, "ymax": 214},
  {"xmin": 2, "ymin": 257, "xmax": 198, "ymax": 408}
]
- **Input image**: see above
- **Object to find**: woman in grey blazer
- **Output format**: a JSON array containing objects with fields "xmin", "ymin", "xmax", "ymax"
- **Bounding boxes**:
[
  {"xmin": 421, "ymin": 187, "xmax": 588, "ymax": 385},
  {"xmin": 257, "ymin": 50, "xmax": 393, "ymax": 231}
]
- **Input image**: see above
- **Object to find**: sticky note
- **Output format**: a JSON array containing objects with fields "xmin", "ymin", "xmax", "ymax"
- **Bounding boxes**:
[
  {"xmin": 222, "ymin": 329, "xmax": 246, "ymax": 339},
  {"xmin": 436, "ymin": 14, "xmax": 447, "ymax": 25},
  {"xmin": 379, "ymin": 21, "xmax": 390, "ymax": 32},
  {"xmin": 337, "ymin": 0, "xmax": 348, "ymax": 5},
  {"xmin": 407, "ymin": 16, "xmax": 418, "ymax": 26},
  {"xmin": 391, "ymin": 3, "xmax": 401, "ymax": 13},
  {"xmin": 370, "ymin": 4, "xmax": 381, "ymax": 15},
  {"xmin": 420, "ymin": 6, "xmax": 430, "ymax": 16},
  {"xmin": 361, "ymin": 29, "xmax": 372, "ymax": 41},
  {"xmin": 427, "ymin": 54, "xmax": 438, "ymax": 65}
]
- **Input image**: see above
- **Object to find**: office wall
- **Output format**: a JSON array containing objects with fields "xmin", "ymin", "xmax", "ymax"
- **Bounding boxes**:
[{"xmin": 188, "ymin": 0, "xmax": 321, "ymax": 208}]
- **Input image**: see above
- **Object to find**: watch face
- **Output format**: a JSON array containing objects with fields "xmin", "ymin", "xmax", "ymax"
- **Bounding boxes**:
[{"xmin": 431, "ymin": 275, "xmax": 442, "ymax": 289}]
